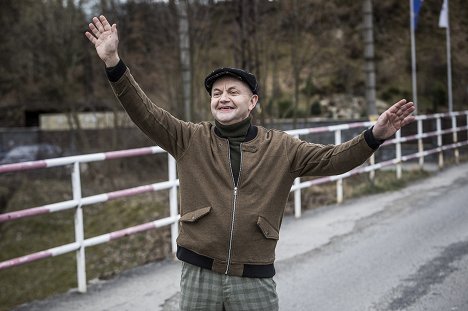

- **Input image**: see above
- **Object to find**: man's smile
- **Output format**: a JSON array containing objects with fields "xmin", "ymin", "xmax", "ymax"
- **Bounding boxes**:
[{"xmin": 218, "ymin": 106, "xmax": 236, "ymax": 111}]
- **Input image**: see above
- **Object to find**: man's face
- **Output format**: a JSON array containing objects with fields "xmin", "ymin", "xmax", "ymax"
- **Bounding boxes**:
[{"xmin": 210, "ymin": 76, "xmax": 258, "ymax": 125}]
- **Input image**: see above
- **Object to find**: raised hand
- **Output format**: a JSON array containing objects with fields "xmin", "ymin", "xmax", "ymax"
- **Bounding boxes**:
[
  {"xmin": 372, "ymin": 99, "xmax": 416, "ymax": 140},
  {"xmin": 85, "ymin": 15, "xmax": 120, "ymax": 67}
]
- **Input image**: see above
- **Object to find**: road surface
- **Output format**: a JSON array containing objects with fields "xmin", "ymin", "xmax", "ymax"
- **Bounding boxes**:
[{"xmin": 14, "ymin": 162, "xmax": 468, "ymax": 311}]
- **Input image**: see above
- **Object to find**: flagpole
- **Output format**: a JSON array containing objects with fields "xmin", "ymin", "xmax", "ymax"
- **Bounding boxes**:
[
  {"xmin": 445, "ymin": 0, "xmax": 453, "ymax": 112},
  {"xmin": 410, "ymin": 0, "xmax": 418, "ymax": 114}
]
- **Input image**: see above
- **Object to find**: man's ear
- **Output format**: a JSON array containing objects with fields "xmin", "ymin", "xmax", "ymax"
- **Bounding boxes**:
[{"xmin": 248, "ymin": 94, "xmax": 259, "ymax": 112}]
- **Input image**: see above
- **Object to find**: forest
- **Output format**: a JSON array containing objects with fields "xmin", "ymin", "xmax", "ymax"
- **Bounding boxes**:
[{"xmin": 1, "ymin": 0, "xmax": 467, "ymax": 126}]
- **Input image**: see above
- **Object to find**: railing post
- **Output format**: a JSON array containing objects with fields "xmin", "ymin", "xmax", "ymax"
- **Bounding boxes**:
[
  {"xmin": 294, "ymin": 135, "xmax": 301, "ymax": 218},
  {"xmin": 396, "ymin": 130, "xmax": 402, "ymax": 179},
  {"xmin": 451, "ymin": 114, "xmax": 459, "ymax": 164},
  {"xmin": 72, "ymin": 162, "xmax": 86, "ymax": 293},
  {"xmin": 465, "ymin": 111, "xmax": 468, "ymax": 144},
  {"xmin": 417, "ymin": 119, "xmax": 424, "ymax": 169},
  {"xmin": 294, "ymin": 177, "xmax": 301, "ymax": 218},
  {"xmin": 466, "ymin": 112, "xmax": 468, "ymax": 143},
  {"xmin": 168, "ymin": 155, "xmax": 178, "ymax": 254},
  {"xmin": 369, "ymin": 154, "xmax": 375, "ymax": 181},
  {"xmin": 436, "ymin": 116, "xmax": 444, "ymax": 168},
  {"xmin": 335, "ymin": 129, "xmax": 343, "ymax": 203}
]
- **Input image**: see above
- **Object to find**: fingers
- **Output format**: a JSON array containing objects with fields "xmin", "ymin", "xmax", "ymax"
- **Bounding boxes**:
[
  {"xmin": 85, "ymin": 31, "xmax": 97, "ymax": 44},
  {"xmin": 88, "ymin": 22, "xmax": 100, "ymax": 38},
  {"xmin": 93, "ymin": 16, "xmax": 105, "ymax": 33},
  {"xmin": 395, "ymin": 102, "xmax": 416, "ymax": 128},
  {"xmin": 399, "ymin": 102, "xmax": 415, "ymax": 119},
  {"xmin": 100, "ymin": 15, "xmax": 112, "ymax": 31},
  {"xmin": 395, "ymin": 98, "xmax": 407, "ymax": 107},
  {"xmin": 390, "ymin": 99, "xmax": 414, "ymax": 118},
  {"xmin": 86, "ymin": 15, "xmax": 116, "ymax": 45},
  {"xmin": 389, "ymin": 99, "xmax": 407, "ymax": 113},
  {"xmin": 89, "ymin": 15, "xmax": 109, "ymax": 35},
  {"xmin": 401, "ymin": 115, "xmax": 416, "ymax": 127}
]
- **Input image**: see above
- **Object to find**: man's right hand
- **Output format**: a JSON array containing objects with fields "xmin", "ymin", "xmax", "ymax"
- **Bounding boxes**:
[{"xmin": 85, "ymin": 15, "xmax": 120, "ymax": 68}]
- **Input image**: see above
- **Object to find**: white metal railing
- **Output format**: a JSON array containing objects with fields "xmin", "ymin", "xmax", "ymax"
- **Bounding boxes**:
[
  {"xmin": 289, "ymin": 111, "xmax": 468, "ymax": 217},
  {"xmin": 0, "ymin": 110, "xmax": 467, "ymax": 293},
  {"xmin": 0, "ymin": 146, "xmax": 180, "ymax": 293}
]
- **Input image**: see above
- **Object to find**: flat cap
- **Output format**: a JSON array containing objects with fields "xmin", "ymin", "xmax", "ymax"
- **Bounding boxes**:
[{"xmin": 204, "ymin": 67, "xmax": 258, "ymax": 95}]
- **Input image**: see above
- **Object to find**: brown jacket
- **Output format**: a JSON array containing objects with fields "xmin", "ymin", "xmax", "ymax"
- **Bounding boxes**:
[{"xmin": 110, "ymin": 67, "xmax": 376, "ymax": 277}]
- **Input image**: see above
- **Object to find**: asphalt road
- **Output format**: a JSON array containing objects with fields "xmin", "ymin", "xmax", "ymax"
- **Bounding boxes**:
[
  {"xmin": 13, "ymin": 162, "xmax": 468, "ymax": 311},
  {"xmin": 276, "ymin": 164, "xmax": 468, "ymax": 311}
]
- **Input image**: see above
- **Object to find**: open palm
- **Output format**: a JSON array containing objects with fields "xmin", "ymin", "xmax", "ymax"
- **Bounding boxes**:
[
  {"xmin": 372, "ymin": 99, "xmax": 416, "ymax": 140},
  {"xmin": 85, "ymin": 16, "xmax": 120, "ymax": 67}
]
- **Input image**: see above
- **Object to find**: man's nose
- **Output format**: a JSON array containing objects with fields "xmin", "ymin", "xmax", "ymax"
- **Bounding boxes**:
[{"xmin": 219, "ymin": 92, "xmax": 230, "ymax": 102}]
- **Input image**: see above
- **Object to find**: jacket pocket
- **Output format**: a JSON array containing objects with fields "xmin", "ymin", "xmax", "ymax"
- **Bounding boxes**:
[
  {"xmin": 180, "ymin": 206, "xmax": 211, "ymax": 223},
  {"xmin": 257, "ymin": 216, "xmax": 279, "ymax": 240}
]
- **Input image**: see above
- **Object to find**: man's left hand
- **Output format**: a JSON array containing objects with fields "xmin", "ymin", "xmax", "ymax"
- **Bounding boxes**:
[{"xmin": 372, "ymin": 99, "xmax": 416, "ymax": 140}]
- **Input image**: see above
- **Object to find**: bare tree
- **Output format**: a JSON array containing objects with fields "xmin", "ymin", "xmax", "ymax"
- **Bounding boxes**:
[
  {"xmin": 177, "ymin": 0, "xmax": 192, "ymax": 121},
  {"xmin": 363, "ymin": 0, "xmax": 377, "ymax": 118}
]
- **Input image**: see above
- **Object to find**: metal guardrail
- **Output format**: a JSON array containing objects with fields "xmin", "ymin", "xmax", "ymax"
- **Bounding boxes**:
[{"xmin": 1, "ymin": 111, "xmax": 467, "ymax": 293}]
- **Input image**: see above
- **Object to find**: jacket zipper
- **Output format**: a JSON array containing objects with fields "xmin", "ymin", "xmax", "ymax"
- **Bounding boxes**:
[{"xmin": 225, "ymin": 141, "xmax": 242, "ymax": 274}]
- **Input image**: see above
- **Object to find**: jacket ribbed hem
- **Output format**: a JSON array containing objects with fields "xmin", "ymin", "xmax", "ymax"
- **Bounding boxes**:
[
  {"xmin": 106, "ymin": 59, "xmax": 127, "ymax": 82},
  {"xmin": 364, "ymin": 126, "xmax": 385, "ymax": 150},
  {"xmin": 177, "ymin": 245, "xmax": 276, "ymax": 278}
]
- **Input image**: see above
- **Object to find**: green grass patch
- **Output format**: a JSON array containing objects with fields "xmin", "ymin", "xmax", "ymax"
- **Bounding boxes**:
[
  {"xmin": 289, "ymin": 167, "xmax": 433, "ymax": 214},
  {"xmin": 344, "ymin": 169, "xmax": 432, "ymax": 198}
]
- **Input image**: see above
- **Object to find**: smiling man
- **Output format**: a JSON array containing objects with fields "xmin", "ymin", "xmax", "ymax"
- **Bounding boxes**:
[
  {"xmin": 208, "ymin": 69, "xmax": 258, "ymax": 125},
  {"xmin": 86, "ymin": 15, "xmax": 415, "ymax": 311}
]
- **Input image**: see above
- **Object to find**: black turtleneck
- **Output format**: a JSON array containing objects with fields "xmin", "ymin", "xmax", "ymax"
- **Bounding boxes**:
[{"xmin": 215, "ymin": 116, "xmax": 252, "ymax": 186}]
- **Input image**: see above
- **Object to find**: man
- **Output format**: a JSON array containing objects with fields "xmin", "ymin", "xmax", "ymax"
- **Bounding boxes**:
[{"xmin": 86, "ymin": 15, "xmax": 415, "ymax": 311}]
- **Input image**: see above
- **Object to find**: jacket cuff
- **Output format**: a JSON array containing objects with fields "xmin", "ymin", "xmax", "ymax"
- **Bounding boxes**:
[
  {"xmin": 106, "ymin": 59, "xmax": 127, "ymax": 82},
  {"xmin": 364, "ymin": 126, "xmax": 385, "ymax": 150}
]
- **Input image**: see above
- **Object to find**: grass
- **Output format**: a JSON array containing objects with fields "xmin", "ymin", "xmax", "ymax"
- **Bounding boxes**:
[
  {"xmin": 285, "ymin": 166, "xmax": 433, "ymax": 214},
  {"xmin": 344, "ymin": 168, "xmax": 432, "ymax": 198}
]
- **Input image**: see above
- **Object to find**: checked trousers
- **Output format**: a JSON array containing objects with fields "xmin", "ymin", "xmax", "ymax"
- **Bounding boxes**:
[{"xmin": 179, "ymin": 262, "xmax": 279, "ymax": 311}]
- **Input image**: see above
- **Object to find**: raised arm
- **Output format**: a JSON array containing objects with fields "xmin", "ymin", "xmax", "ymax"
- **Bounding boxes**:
[
  {"xmin": 372, "ymin": 99, "xmax": 416, "ymax": 140},
  {"xmin": 85, "ymin": 15, "xmax": 120, "ymax": 68},
  {"xmin": 84, "ymin": 15, "xmax": 198, "ymax": 159}
]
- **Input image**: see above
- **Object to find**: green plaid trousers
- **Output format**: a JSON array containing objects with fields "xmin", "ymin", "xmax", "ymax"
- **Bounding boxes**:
[{"xmin": 180, "ymin": 262, "xmax": 279, "ymax": 311}]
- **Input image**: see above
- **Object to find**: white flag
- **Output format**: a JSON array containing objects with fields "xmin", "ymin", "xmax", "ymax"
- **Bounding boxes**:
[{"xmin": 439, "ymin": 0, "xmax": 448, "ymax": 28}]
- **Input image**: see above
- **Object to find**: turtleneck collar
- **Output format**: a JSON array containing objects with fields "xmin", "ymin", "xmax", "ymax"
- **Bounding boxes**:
[{"xmin": 215, "ymin": 116, "xmax": 252, "ymax": 140}]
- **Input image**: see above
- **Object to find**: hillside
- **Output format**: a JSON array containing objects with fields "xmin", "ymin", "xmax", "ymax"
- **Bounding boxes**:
[{"xmin": 0, "ymin": 0, "xmax": 467, "ymax": 129}]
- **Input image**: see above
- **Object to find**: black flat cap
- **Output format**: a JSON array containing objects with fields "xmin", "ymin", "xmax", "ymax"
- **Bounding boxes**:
[{"xmin": 204, "ymin": 67, "xmax": 258, "ymax": 95}]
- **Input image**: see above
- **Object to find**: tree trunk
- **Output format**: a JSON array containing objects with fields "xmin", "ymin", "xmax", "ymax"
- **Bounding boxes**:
[
  {"xmin": 291, "ymin": 0, "xmax": 300, "ymax": 128},
  {"xmin": 363, "ymin": 0, "xmax": 377, "ymax": 118},
  {"xmin": 177, "ymin": 0, "xmax": 192, "ymax": 121}
]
